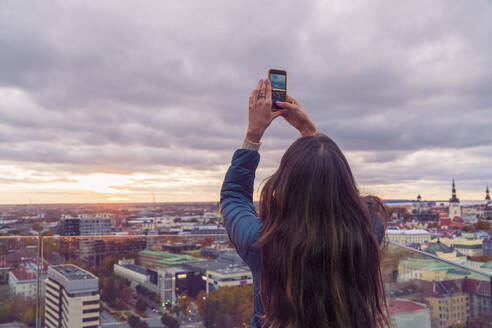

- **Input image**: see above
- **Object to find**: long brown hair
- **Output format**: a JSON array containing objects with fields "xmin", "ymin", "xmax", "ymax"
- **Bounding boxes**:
[{"xmin": 257, "ymin": 134, "xmax": 390, "ymax": 328}]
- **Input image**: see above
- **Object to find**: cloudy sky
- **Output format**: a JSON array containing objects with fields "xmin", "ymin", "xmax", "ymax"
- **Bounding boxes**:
[{"xmin": 1, "ymin": 0, "xmax": 491, "ymax": 204}]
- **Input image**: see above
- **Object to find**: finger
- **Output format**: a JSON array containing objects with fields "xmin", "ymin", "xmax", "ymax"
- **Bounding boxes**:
[
  {"xmin": 265, "ymin": 79, "xmax": 272, "ymax": 102},
  {"xmin": 256, "ymin": 79, "xmax": 262, "ymax": 91},
  {"xmin": 286, "ymin": 95, "xmax": 298, "ymax": 105},
  {"xmin": 259, "ymin": 79, "xmax": 267, "ymax": 98},
  {"xmin": 275, "ymin": 100, "xmax": 297, "ymax": 110},
  {"xmin": 271, "ymin": 109, "xmax": 287, "ymax": 120}
]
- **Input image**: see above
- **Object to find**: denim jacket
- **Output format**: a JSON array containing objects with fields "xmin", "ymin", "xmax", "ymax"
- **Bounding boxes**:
[{"xmin": 220, "ymin": 149, "xmax": 384, "ymax": 327}]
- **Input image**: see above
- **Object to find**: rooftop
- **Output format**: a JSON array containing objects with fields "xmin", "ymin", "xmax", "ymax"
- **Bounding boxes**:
[
  {"xmin": 388, "ymin": 300, "xmax": 427, "ymax": 315},
  {"xmin": 140, "ymin": 250, "xmax": 205, "ymax": 266},
  {"xmin": 386, "ymin": 229, "xmax": 430, "ymax": 235},
  {"xmin": 121, "ymin": 263, "xmax": 149, "ymax": 275},
  {"xmin": 50, "ymin": 264, "xmax": 96, "ymax": 281},
  {"xmin": 10, "ymin": 265, "xmax": 36, "ymax": 282},
  {"xmin": 184, "ymin": 259, "xmax": 251, "ymax": 275}
]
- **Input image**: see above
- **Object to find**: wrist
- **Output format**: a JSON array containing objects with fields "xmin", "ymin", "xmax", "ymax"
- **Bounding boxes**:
[
  {"xmin": 300, "ymin": 124, "xmax": 318, "ymax": 137},
  {"xmin": 246, "ymin": 129, "xmax": 263, "ymax": 143}
]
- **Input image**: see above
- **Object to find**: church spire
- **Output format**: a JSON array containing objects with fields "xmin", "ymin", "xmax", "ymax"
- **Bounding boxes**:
[
  {"xmin": 486, "ymin": 185, "xmax": 491, "ymax": 201},
  {"xmin": 449, "ymin": 178, "xmax": 459, "ymax": 203}
]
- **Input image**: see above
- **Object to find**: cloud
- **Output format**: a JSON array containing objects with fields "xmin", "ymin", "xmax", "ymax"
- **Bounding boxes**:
[{"xmin": 1, "ymin": 0, "xmax": 492, "ymax": 202}]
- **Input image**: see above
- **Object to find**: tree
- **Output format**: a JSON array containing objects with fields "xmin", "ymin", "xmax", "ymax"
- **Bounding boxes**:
[
  {"xmin": 101, "ymin": 278, "xmax": 118, "ymax": 305},
  {"xmin": 120, "ymin": 287, "xmax": 134, "ymax": 304},
  {"xmin": 20, "ymin": 306, "xmax": 35, "ymax": 326},
  {"xmin": 128, "ymin": 314, "xmax": 140, "ymax": 327},
  {"xmin": 136, "ymin": 298, "xmax": 147, "ymax": 312},
  {"xmin": 127, "ymin": 314, "xmax": 148, "ymax": 328},
  {"xmin": 474, "ymin": 220, "xmax": 490, "ymax": 230},
  {"xmin": 32, "ymin": 223, "xmax": 43, "ymax": 232},
  {"xmin": 195, "ymin": 285, "xmax": 254, "ymax": 328},
  {"xmin": 161, "ymin": 313, "xmax": 180, "ymax": 328}
]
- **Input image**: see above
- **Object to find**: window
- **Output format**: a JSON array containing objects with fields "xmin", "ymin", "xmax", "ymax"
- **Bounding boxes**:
[
  {"xmin": 83, "ymin": 308, "xmax": 99, "ymax": 314},
  {"xmin": 82, "ymin": 316, "xmax": 99, "ymax": 322}
]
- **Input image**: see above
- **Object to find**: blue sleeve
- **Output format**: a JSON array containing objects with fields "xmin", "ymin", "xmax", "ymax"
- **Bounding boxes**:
[{"xmin": 220, "ymin": 149, "xmax": 262, "ymax": 264}]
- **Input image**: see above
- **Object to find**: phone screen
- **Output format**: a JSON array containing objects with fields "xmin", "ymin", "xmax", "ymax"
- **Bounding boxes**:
[{"xmin": 270, "ymin": 73, "xmax": 286, "ymax": 90}]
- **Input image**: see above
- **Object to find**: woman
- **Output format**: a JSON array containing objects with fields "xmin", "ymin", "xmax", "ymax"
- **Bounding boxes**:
[{"xmin": 220, "ymin": 79, "xmax": 390, "ymax": 328}]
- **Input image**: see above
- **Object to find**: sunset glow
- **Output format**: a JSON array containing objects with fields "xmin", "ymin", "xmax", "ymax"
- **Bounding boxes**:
[{"xmin": 74, "ymin": 174, "xmax": 134, "ymax": 194}]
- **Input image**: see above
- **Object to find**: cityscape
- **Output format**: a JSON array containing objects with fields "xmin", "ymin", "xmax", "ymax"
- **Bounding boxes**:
[
  {"xmin": 2, "ymin": 0, "xmax": 492, "ymax": 327},
  {"xmin": 0, "ymin": 179, "xmax": 490, "ymax": 327}
]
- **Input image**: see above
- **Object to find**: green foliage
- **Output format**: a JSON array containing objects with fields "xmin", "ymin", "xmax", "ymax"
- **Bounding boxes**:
[
  {"xmin": 100, "ymin": 275, "xmax": 130, "ymax": 308},
  {"xmin": 128, "ymin": 314, "xmax": 140, "ymax": 327},
  {"xmin": 195, "ymin": 285, "xmax": 253, "ymax": 328},
  {"xmin": 136, "ymin": 298, "xmax": 148, "ymax": 312},
  {"xmin": 127, "ymin": 314, "xmax": 149, "ymax": 328},
  {"xmin": 0, "ymin": 295, "xmax": 36, "ymax": 325},
  {"xmin": 161, "ymin": 313, "xmax": 180, "ymax": 328},
  {"xmin": 136, "ymin": 284, "xmax": 160, "ymax": 303}
]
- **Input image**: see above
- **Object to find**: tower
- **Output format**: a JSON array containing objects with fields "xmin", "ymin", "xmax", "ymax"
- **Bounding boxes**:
[
  {"xmin": 448, "ymin": 178, "xmax": 461, "ymax": 219},
  {"xmin": 45, "ymin": 265, "xmax": 100, "ymax": 328},
  {"xmin": 486, "ymin": 185, "xmax": 490, "ymax": 201}
]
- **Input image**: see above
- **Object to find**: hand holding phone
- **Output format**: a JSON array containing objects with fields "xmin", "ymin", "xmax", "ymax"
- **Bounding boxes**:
[{"xmin": 268, "ymin": 69, "xmax": 287, "ymax": 110}]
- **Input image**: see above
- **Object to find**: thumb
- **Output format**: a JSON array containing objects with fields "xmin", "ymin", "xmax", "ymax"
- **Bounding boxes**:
[
  {"xmin": 271, "ymin": 109, "xmax": 288, "ymax": 119},
  {"xmin": 275, "ymin": 100, "xmax": 297, "ymax": 110}
]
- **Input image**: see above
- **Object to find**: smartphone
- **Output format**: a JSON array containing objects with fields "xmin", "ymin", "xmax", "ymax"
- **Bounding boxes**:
[{"xmin": 268, "ymin": 69, "xmax": 287, "ymax": 110}]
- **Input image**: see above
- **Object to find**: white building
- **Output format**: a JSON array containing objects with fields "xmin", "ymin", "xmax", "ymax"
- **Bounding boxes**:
[
  {"xmin": 385, "ymin": 229, "xmax": 431, "ymax": 245},
  {"xmin": 114, "ymin": 259, "xmax": 150, "ymax": 285},
  {"xmin": 45, "ymin": 264, "xmax": 100, "ymax": 328},
  {"xmin": 8, "ymin": 263, "xmax": 37, "ymax": 298}
]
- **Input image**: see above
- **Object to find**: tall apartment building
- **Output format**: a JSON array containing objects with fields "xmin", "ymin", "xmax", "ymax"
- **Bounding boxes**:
[{"xmin": 45, "ymin": 264, "xmax": 100, "ymax": 328}]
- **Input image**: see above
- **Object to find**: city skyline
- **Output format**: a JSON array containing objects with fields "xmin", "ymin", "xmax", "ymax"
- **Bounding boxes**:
[{"xmin": 1, "ymin": 0, "xmax": 492, "ymax": 204}]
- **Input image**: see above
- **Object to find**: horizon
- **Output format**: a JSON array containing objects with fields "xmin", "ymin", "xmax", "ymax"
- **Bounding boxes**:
[
  {"xmin": 1, "ymin": 0, "xmax": 492, "ymax": 203},
  {"xmin": 0, "ymin": 197, "xmax": 489, "ymax": 207}
]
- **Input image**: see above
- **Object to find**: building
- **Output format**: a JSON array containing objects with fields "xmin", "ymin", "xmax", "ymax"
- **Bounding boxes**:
[
  {"xmin": 161, "ymin": 242, "xmax": 201, "ymax": 254},
  {"xmin": 385, "ymin": 228, "xmax": 431, "ymax": 245},
  {"xmin": 388, "ymin": 300, "xmax": 431, "ymax": 328},
  {"xmin": 45, "ymin": 264, "xmax": 100, "ymax": 328},
  {"xmin": 424, "ymin": 241, "xmax": 465, "ymax": 262},
  {"xmin": 483, "ymin": 239, "xmax": 492, "ymax": 257},
  {"xmin": 183, "ymin": 253, "xmax": 253, "ymax": 294},
  {"xmin": 138, "ymin": 250, "xmax": 205, "ymax": 269},
  {"xmin": 430, "ymin": 237, "xmax": 483, "ymax": 257},
  {"xmin": 61, "ymin": 215, "xmax": 146, "ymax": 265},
  {"xmin": 462, "ymin": 278, "xmax": 492, "ymax": 324},
  {"xmin": 448, "ymin": 179, "xmax": 461, "ymax": 219},
  {"xmin": 452, "ymin": 239, "xmax": 483, "ymax": 257},
  {"xmin": 61, "ymin": 215, "xmax": 111, "ymax": 261},
  {"xmin": 114, "ymin": 259, "xmax": 151, "ymax": 285},
  {"xmin": 424, "ymin": 280, "xmax": 470, "ymax": 328},
  {"xmin": 486, "ymin": 186, "xmax": 491, "ymax": 202},
  {"xmin": 8, "ymin": 264, "xmax": 37, "ymax": 298},
  {"xmin": 84, "ymin": 236, "xmax": 147, "ymax": 266}
]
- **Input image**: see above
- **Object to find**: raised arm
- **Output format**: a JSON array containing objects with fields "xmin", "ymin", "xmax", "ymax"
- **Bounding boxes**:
[{"xmin": 220, "ymin": 79, "xmax": 284, "ymax": 263}]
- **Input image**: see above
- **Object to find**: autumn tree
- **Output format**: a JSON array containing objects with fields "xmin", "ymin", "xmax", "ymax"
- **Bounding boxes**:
[
  {"xmin": 161, "ymin": 313, "xmax": 180, "ymax": 328},
  {"xmin": 32, "ymin": 223, "xmax": 43, "ymax": 232},
  {"xmin": 136, "ymin": 298, "xmax": 148, "ymax": 312},
  {"xmin": 474, "ymin": 220, "xmax": 490, "ymax": 230},
  {"xmin": 195, "ymin": 285, "xmax": 253, "ymax": 328}
]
